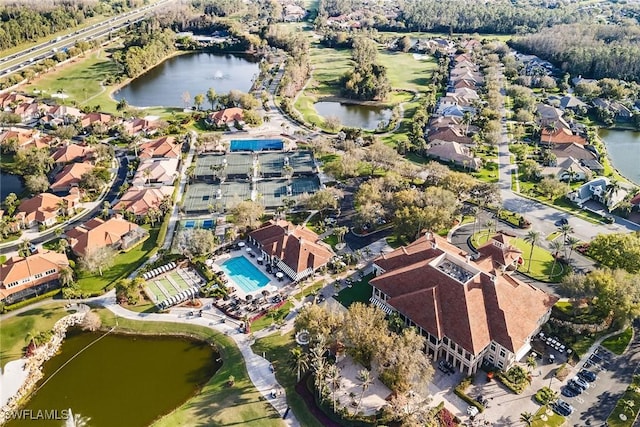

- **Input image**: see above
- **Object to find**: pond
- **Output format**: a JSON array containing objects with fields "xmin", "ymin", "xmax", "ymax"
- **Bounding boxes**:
[
  {"xmin": 314, "ymin": 101, "xmax": 392, "ymax": 130},
  {"xmin": 113, "ymin": 52, "xmax": 260, "ymax": 108},
  {"xmin": 0, "ymin": 172, "xmax": 24, "ymax": 200},
  {"xmin": 599, "ymin": 129, "xmax": 640, "ymax": 185},
  {"xmin": 7, "ymin": 330, "xmax": 221, "ymax": 427}
]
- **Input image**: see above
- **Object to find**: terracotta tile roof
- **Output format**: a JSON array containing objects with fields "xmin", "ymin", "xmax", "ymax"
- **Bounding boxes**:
[
  {"xmin": 17, "ymin": 193, "xmax": 74, "ymax": 224},
  {"xmin": 113, "ymin": 186, "xmax": 173, "ymax": 216},
  {"xmin": 67, "ymin": 216, "xmax": 142, "ymax": 256},
  {"xmin": 139, "ymin": 136, "xmax": 182, "ymax": 159},
  {"xmin": 371, "ymin": 234, "xmax": 556, "ymax": 355},
  {"xmin": 0, "ymin": 92, "xmax": 32, "ymax": 109},
  {"xmin": 249, "ymin": 220, "xmax": 334, "ymax": 274},
  {"xmin": 0, "ymin": 250, "xmax": 69, "ymax": 300},
  {"xmin": 132, "ymin": 158, "xmax": 179, "ymax": 186},
  {"xmin": 476, "ymin": 234, "xmax": 522, "ymax": 270},
  {"xmin": 52, "ymin": 143, "xmax": 93, "ymax": 163},
  {"xmin": 208, "ymin": 108, "xmax": 244, "ymax": 126},
  {"xmin": 51, "ymin": 162, "xmax": 94, "ymax": 191},
  {"xmin": 81, "ymin": 112, "xmax": 112, "ymax": 128},
  {"xmin": 427, "ymin": 126, "xmax": 473, "ymax": 145},
  {"xmin": 123, "ymin": 118, "xmax": 160, "ymax": 135},
  {"xmin": 47, "ymin": 104, "xmax": 83, "ymax": 119},
  {"xmin": 540, "ymin": 128, "xmax": 587, "ymax": 146}
]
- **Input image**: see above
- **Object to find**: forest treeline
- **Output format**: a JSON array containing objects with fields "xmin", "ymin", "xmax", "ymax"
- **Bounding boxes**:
[
  {"xmin": 0, "ymin": 0, "xmax": 142, "ymax": 51},
  {"xmin": 112, "ymin": 22, "xmax": 175, "ymax": 78},
  {"xmin": 510, "ymin": 24, "xmax": 640, "ymax": 82}
]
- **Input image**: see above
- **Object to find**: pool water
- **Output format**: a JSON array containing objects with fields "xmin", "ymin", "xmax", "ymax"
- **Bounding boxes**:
[
  {"xmin": 230, "ymin": 139, "xmax": 283, "ymax": 152},
  {"xmin": 221, "ymin": 256, "xmax": 270, "ymax": 293}
]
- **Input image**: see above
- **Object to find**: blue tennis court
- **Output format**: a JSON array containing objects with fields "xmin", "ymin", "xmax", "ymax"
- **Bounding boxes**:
[
  {"xmin": 230, "ymin": 139, "xmax": 283, "ymax": 152},
  {"xmin": 184, "ymin": 220, "xmax": 195, "ymax": 228},
  {"xmin": 202, "ymin": 219, "xmax": 214, "ymax": 229},
  {"xmin": 220, "ymin": 256, "xmax": 270, "ymax": 293}
]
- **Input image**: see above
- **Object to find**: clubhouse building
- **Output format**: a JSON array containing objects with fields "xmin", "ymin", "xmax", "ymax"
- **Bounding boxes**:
[{"xmin": 370, "ymin": 232, "xmax": 557, "ymax": 374}]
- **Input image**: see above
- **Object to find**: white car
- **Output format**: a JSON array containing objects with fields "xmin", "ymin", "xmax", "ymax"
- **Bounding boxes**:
[{"xmin": 467, "ymin": 406, "xmax": 479, "ymax": 417}]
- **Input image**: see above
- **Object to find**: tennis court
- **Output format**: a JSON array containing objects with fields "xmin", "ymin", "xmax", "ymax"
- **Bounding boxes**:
[
  {"xmin": 257, "ymin": 176, "xmax": 321, "ymax": 208},
  {"xmin": 145, "ymin": 281, "xmax": 165, "ymax": 302},
  {"xmin": 230, "ymin": 139, "xmax": 283, "ymax": 152},
  {"xmin": 157, "ymin": 277, "xmax": 180, "ymax": 296},
  {"xmin": 183, "ymin": 182, "xmax": 251, "ymax": 213},
  {"xmin": 194, "ymin": 153, "xmax": 253, "ymax": 181}
]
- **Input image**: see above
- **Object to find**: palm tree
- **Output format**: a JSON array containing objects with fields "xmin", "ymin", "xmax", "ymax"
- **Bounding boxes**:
[
  {"xmin": 485, "ymin": 219, "xmax": 496, "ymax": 235},
  {"xmin": 206, "ymin": 87, "xmax": 217, "ymax": 110},
  {"xmin": 25, "ymin": 331, "xmax": 38, "ymax": 350},
  {"xmin": 288, "ymin": 347, "xmax": 309, "ymax": 383},
  {"xmin": 19, "ymin": 239, "xmax": 31, "ymax": 257},
  {"xmin": 605, "ymin": 179, "xmax": 622, "ymax": 209},
  {"xmin": 549, "ymin": 240, "xmax": 563, "ymax": 279},
  {"xmin": 310, "ymin": 342, "xmax": 327, "ymax": 400},
  {"xmin": 524, "ymin": 230, "xmax": 541, "ymax": 273},
  {"xmin": 326, "ymin": 364, "xmax": 342, "ymax": 412},
  {"xmin": 526, "ymin": 355, "xmax": 537, "ymax": 373},
  {"xmin": 520, "ymin": 411, "xmax": 534, "ymax": 427},
  {"xmin": 558, "ymin": 223, "xmax": 574, "ymax": 245},
  {"xmin": 143, "ymin": 168, "xmax": 152, "ymax": 186},
  {"xmin": 544, "ymin": 122, "xmax": 557, "ymax": 147},
  {"xmin": 565, "ymin": 236, "xmax": 580, "ymax": 263},
  {"xmin": 565, "ymin": 170, "xmax": 579, "ymax": 186},
  {"xmin": 354, "ymin": 369, "xmax": 373, "ymax": 415},
  {"xmin": 58, "ymin": 266, "xmax": 74, "ymax": 288},
  {"xmin": 462, "ymin": 111, "xmax": 473, "ymax": 136},
  {"xmin": 471, "ymin": 206, "xmax": 480, "ymax": 236},
  {"xmin": 334, "ymin": 226, "xmax": 349, "ymax": 243}
]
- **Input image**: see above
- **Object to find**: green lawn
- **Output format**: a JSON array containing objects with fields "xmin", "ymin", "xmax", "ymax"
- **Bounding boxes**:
[
  {"xmin": 531, "ymin": 406, "xmax": 565, "ymax": 427},
  {"xmin": 252, "ymin": 332, "xmax": 324, "ymax": 427},
  {"xmin": 607, "ymin": 374, "xmax": 640, "ymax": 427},
  {"xmin": 250, "ymin": 301, "xmax": 293, "ymax": 332},
  {"xmin": 297, "ymin": 280, "xmax": 327, "ymax": 300},
  {"xmin": 76, "ymin": 226, "xmax": 159, "ymax": 294},
  {"xmin": 386, "ymin": 235, "xmax": 407, "ymax": 249},
  {"xmin": 471, "ymin": 231, "xmax": 565, "ymax": 282},
  {"xmin": 546, "ymin": 231, "xmax": 561, "ymax": 241},
  {"xmin": 602, "ymin": 327, "xmax": 633, "ymax": 355},
  {"xmin": 377, "ymin": 50, "xmax": 437, "ymax": 93},
  {"xmin": 0, "ymin": 302, "xmax": 70, "ymax": 368},
  {"xmin": 93, "ymin": 308, "xmax": 284, "ymax": 427},
  {"xmin": 335, "ymin": 273, "xmax": 374, "ymax": 308},
  {"xmin": 22, "ymin": 50, "xmax": 120, "ymax": 113}
]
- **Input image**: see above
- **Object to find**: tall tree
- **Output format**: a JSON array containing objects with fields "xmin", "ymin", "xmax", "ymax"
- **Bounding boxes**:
[
  {"xmin": 524, "ymin": 230, "xmax": 541, "ymax": 273},
  {"xmin": 288, "ymin": 347, "xmax": 309, "ymax": 382}
]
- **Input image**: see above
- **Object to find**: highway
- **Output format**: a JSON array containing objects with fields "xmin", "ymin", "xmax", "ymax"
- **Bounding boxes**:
[{"xmin": 0, "ymin": 0, "xmax": 172, "ymax": 79}]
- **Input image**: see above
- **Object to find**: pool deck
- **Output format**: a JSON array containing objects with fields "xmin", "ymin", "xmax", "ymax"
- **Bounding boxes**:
[{"xmin": 211, "ymin": 244, "xmax": 290, "ymax": 300}]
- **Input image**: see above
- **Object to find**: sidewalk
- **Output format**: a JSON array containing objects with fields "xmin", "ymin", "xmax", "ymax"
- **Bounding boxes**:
[{"xmin": 94, "ymin": 292, "xmax": 300, "ymax": 426}]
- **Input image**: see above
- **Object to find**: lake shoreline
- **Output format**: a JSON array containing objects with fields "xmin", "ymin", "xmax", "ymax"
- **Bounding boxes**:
[{"xmin": 598, "ymin": 128, "xmax": 640, "ymax": 186}]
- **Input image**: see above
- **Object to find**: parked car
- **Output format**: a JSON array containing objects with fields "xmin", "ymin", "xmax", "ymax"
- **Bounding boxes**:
[
  {"xmin": 553, "ymin": 400, "xmax": 574, "ymax": 416},
  {"xmin": 571, "ymin": 376, "xmax": 590, "ymax": 390},
  {"xmin": 467, "ymin": 406, "xmax": 479, "ymax": 417},
  {"xmin": 561, "ymin": 385, "xmax": 580, "ymax": 398},
  {"xmin": 578, "ymin": 369, "xmax": 597, "ymax": 382}
]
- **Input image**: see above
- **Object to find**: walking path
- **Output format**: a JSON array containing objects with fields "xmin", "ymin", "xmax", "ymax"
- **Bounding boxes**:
[{"xmin": 92, "ymin": 291, "xmax": 300, "ymax": 426}]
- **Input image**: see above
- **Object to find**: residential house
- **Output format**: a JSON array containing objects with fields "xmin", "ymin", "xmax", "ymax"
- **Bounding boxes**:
[
  {"xmin": 139, "ymin": 136, "xmax": 182, "ymax": 159},
  {"xmin": 16, "ymin": 193, "xmax": 76, "ymax": 228},
  {"xmin": 453, "ymin": 87, "xmax": 480, "ymax": 100},
  {"xmin": 569, "ymin": 177, "xmax": 629, "ymax": 211},
  {"xmin": 0, "ymin": 92, "xmax": 33, "ymax": 110},
  {"xmin": 535, "ymin": 104, "xmax": 570, "ymax": 130},
  {"xmin": 113, "ymin": 186, "xmax": 173, "ymax": 217},
  {"xmin": 66, "ymin": 216, "xmax": 148, "ymax": 257},
  {"xmin": 80, "ymin": 112, "xmax": 113, "ymax": 129},
  {"xmin": 122, "ymin": 117, "xmax": 160, "ymax": 136},
  {"xmin": 206, "ymin": 107, "xmax": 245, "ymax": 128},
  {"xmin": 427, "ymin": 126, "xmax": 473, "ymax": 146},
  {"xmin": 52, "ymin": 143, "xmax": 93, "ymax": 164},
  {"xmin": 248, "ymin": 220, "xmax": 334, "ymax": 281},
  {"xmin": 0, "ymin": 250, "xmax": 70, "ymax": 304},
  {"xmin": 283, "ymin": 4, "xmax": 306, "ymax": 21},
  {"xmin": 592, "ymin": 98, "xmax": 633, "ymax": 121},
  {"xmin": 540, "ymin": 157, "xmax": 591, "ymax": 182},
  {"xmin": 369, "ymin": 232, "xmax": 557, "ymax": 374},
  {"xmin": 540, "ymin": 128, "xmax": 587, "ymax": 147},
  {"xmin": 132, "ymin": 158, "xmax": 179, "ymax": 186},
  {"xmin": 46, "ymin": 104, "xmax": 83, "ymax": 123},
  {"xmin": 51, "ymin": 162, "xmax": 94, "ymax": 192},
  {"xmin": 13, "ymin": 102, "xmax": 41, "ymax": 122},
  {"xmin": 426, "ymin": 140, "xmax": 481, "ymax": 171},
  {"xmin": 558, "ymin": 95, "xmax": 588, "ymax": 112},
  {"xmin": 551, "ymin": 142, "xmax": 598, "ymax": 162},
  {"xmin": 0, "ymin": 127, "xmax": 45, "ymax": 150}
]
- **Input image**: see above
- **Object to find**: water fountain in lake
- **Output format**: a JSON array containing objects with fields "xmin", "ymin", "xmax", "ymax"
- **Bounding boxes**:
[{"xmin": 213, "ymin": 70, "xmax": 224, "ymax": 79}]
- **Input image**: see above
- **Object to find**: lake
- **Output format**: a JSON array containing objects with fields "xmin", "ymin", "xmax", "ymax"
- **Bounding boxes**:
[
  {"xmin": 599, "ymin": 129, "xmax": 640, "ymax": 184},
  {"xmin": 314, "ymin": 101, "xmax": 392, "ymax": 130},
  {"xmin": 113, "ymin": 52, "xmax": 260, "ymax": 108},
  {"xmin": 0, "ymin": 172, "xmax": 24, "ymax": 200},
  {"xmin": 7, "ymin": 330, "xmax": 221, "ymax": 427}
]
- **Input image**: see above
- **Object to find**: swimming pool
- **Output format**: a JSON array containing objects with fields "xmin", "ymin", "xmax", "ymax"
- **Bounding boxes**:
[
  {"xmin": 220, "ymin": 256, "xmax": 270, "ymax": 293},
  {"xmin": 230, "ymin": 139, "xmax": 283, "ymax": 152}
]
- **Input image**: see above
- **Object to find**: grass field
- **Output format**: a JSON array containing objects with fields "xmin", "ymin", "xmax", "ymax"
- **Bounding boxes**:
[
  {"xmin": 607, "ymin": 374, "xmax": 640, "ymax": 427},
  {"xmin": 22, "ymin": 50, "xmax": 120, "ymax": 113},
  {"xmin": 377, "ymin": 49, "xmax": 437, "ymax": 93},
  {"xmin": 76, "ymin": 226, "xmax": 158, "ymax": 294},
  {"xmin": 93, "ymin": 308, "xmax": 284, "ymax": 427},
  {"xmin": 250, "ymin": 301, "xmax": 294, "ymax": 332},
  {"xmin": 602, "ymin": 327, "xmax": 633, "ymax": 355},
  {"xmin": 0, "ymin": 302, "xmax": 69, "ymax": 368},
  {"xmin": 252, "ymin": 332, "xmax": 324, "ymax": 427},
  {"xmin": 471, "ymin": 231, "xmax": 565, "ymax": 282},
  {"xmin": 335, "ymin": 273, "xmax": 374, "ymax": 308},
  {"xmin": 531, "ymin": 406, "xmax": 565, "ymax": 427}
]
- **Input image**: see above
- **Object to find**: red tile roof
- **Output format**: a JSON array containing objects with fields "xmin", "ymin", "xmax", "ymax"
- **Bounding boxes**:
[
  {"xmin": 249, "ymin": 220, "xmax": 334, "ymax": 274},
  {"xmin": 67, "ymin": 216, "xmax": 142, "ymax": 256},
  {"xmin": 540, "ymin": 128, "xmax": 586, "ymax": 146},
  {"xmin": 139, "ymin": 136, "xmax": 182, "ymax": 159},
  {"xmin": 371, "ymin": 234, "xmax": 556, "ymax": 355},
  {"xmin": 0, "ymin": 250, "xmax": 69, "ymax": 300},
  {"xmin": 208, "ymin": 108, "xmax": 244, "ymax": 126}
]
